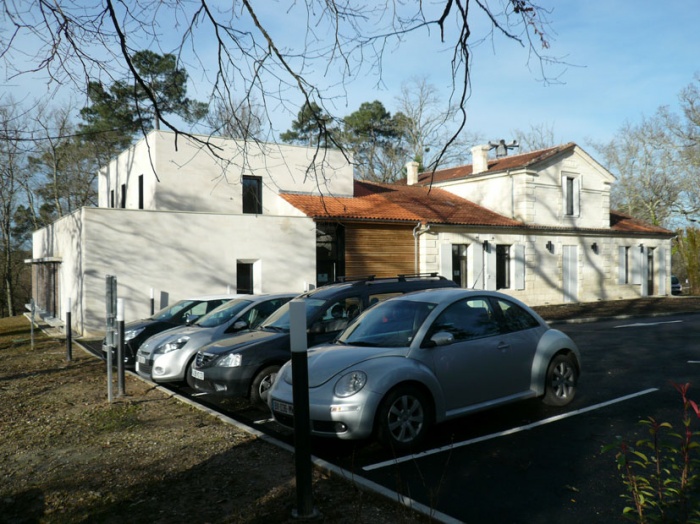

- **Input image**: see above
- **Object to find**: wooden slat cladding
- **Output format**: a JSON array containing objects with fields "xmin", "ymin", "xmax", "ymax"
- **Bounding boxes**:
[{"xmin": 344, "ymin": 223, "xmax": 415, "ymax": 278}]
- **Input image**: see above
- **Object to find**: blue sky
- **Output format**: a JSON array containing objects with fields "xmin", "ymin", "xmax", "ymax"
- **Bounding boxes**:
[{"xmin": 3, "ymin": 1, "xmax": 700, "ymax": 154}]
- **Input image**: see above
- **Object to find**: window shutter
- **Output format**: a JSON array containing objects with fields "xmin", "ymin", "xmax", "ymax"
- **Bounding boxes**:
[
  {"xmin": 439, "ymin": 243, "xmax": 452, "ymax": 281},
  {"xmin": 632, "ymin": 246, "xmax": 642, "ymax": 285},
  {"xmin": 470, "ymin": 243, "xmax": 484, "ymax": 289},
  {"xmin": 513, "ymin": 244, "xmax": 525, "ymax": 290},
  {"xmin": 573, "ymin": 176, "xmax": 581, "ymax": 216},
  {"xmin": 657, "ymin": 247, "xmax": 667, "ymax": 295},
  {"xmin": 485, "ymin": 244, "xmax": 497, "ymax": 291},
  {"xmin": 618, "ymin": 246, "xmax": 627, "ymax": 284}
]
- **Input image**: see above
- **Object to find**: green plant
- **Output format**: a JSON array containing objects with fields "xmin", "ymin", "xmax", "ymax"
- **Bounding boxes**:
[{"xmin": 603, "ymin": 383, "xmax": 700, "ymax": 523}]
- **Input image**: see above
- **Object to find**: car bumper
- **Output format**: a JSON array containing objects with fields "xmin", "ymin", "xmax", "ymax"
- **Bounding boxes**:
[
  {"xmin": 188, "ymin": 365, "xmax": 255, "ymax": 398},
  {"xmin": 269, "ymin": 380, "xmax": 380, "ymax": 441},
  {"xmin": 101, "ymin": 341, "xmax": 137, "ymax": 369}
]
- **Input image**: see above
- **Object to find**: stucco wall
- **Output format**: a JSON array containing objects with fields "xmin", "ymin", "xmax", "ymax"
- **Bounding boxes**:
[
  {"xmin": 423, "ymin": 228, "xmax": 672, "ymax": 307},
  {"xmin": 33, "ymin": 208, "xmax": 316, "ymax": 336},
  {"xmin": 98, "ymin": 131, "xmax": 354, "ymax": 214}
]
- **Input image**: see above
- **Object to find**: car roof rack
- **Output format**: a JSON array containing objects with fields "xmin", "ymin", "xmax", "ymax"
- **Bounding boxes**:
[{"xmin": 396, "ymin": 272, "xmax": 445, "ymax": 281}]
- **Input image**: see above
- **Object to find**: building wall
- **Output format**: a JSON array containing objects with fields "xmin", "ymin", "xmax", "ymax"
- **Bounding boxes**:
[
  {"xmin": 422, "ymin": 228, "xmax": 672, "ymax": 306},
  {"xmin": 98, "ymin": 131, "xmax": 354, "ymax": 214},
  {"xmin": 33, "ymin": 208, "xmax": 316, "ymax": 336}
]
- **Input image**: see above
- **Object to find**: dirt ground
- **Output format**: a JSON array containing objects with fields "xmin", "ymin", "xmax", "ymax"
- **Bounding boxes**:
[{"xmin": 2, "ymin": 296, "xmax": 700, "ymax": 523}]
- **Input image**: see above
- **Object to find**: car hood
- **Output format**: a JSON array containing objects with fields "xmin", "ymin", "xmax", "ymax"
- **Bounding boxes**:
[
  {"xmin": 200, "ymin": 329, "xmax": 288, "ymax": 355},
  {"xmin": 305, "ymin": 344, "xmax": 409, "ymax": 387},
  {"xmin": 139, "ymin": 325, "xmax": 201, "ymax": 354}
]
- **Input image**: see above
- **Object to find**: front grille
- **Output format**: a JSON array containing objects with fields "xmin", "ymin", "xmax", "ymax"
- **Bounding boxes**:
[
  {"xmin": 139, "ymin": 363, "xmax": 153, "ymax": 375},
  {"xmin": 273, "ymin": 411, "xmax": 294, "ymax": 428}
]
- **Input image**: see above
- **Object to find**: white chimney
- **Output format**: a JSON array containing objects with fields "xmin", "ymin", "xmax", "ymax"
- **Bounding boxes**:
[
  {"xmin": 471, "ymin": 145, "xmax": 491, "ymax": 175},
  {"xmin": 406, "ymin": 161, "xmax": 420, "ymax": 185}
]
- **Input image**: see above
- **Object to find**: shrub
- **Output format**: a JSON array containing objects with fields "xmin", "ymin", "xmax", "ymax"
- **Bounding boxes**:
[{"xmin": 603, "ymin": 383, "xmax": 700, "ymax": 523}]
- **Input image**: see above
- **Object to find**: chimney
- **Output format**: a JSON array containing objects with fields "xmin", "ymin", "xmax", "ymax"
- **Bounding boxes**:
[
  {"xmin": 406, "ymin": 161, "xmax": 420, "ymax": 185},
  {"xmin": 471, "ymin": 144, "xmax": 491, "ymax": 175}
]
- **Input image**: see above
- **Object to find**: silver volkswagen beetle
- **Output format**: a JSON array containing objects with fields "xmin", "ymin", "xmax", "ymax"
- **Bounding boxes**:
[{"xmin": 268, "ymin": 288, "xmax": 580, "ymax": 450}]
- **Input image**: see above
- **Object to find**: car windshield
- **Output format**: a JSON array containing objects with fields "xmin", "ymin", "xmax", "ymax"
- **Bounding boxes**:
[
  {"xmin": 259, "ymin": 298, "xmax": 328, "ymax": 332},
  {"xmin": 151, "ymin": 300, "xmax": 200, "ymax": 322},
  {"xmin": 195, "ymin": 299, "xmax": 253, "ymax": 328},
  {"xmin": 337, "ymin": 299, "xmax": 436, "ymax": 348}
]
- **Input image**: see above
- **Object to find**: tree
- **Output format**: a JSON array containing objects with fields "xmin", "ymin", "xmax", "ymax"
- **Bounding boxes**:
[
  {"xmin": 280, "ymin": 102, "xmax": 338, "ymax": 147},
  {"xmin": 2, "ymin": 1, "xmax": 556, "ymax": 169},
  {"xmin": 0, "ymin": 101, "xmax": 31, "ymax": 317},
  {"xmin": 395, "ymin": 77, "xmax": 482, "ymax": 172},
  {"xmin": 206, "ymin": 97, "xmax": 265, "ymax": 141},
  {"xmin": 511, "ymin": 122, "xmax": 559, "ymax": 152},
  {"xmin": 340, "ymin": 101, "xmax": 408, "ymax": 182}
]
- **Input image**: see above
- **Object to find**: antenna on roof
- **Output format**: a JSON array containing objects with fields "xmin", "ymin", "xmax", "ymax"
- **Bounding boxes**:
[{"xmin": 488, "ymin": 139, "xmax": 519, "ymax": 158}]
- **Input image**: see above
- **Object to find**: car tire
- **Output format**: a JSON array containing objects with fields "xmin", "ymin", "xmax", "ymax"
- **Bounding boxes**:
[
  {"xmin": 250, "ymin": 365, "xmax": 280, "ymax": 407},
  {"xmin": 542, "ymin": 353, "xmax": 578, "ymax": 406},
  {"xmin": 376, "ymin": 385, "xmax": 432, "ymax": 451},
  {"xmin": 184, "ymin": 358, "xmax": 197, "ymax": 389}
]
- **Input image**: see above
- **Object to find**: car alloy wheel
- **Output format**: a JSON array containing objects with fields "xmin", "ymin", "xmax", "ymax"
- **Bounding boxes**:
[
  {"xmin": 376, "ymin": 386, "xmax": 432, "ymax": 450},
  {"xmin": 250, "ymin": 365, "xmax": 280, "ymax": 407},
  {"xmin": 543, "ymin": 353, "xmax": 578, "ymax": 406}
]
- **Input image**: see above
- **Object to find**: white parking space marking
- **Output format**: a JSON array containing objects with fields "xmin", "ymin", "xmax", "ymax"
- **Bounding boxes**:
[
  {"xmin": 615, "ymin": 320, "xmax": 683, "ymax": 328},
  {"xmin": 363, "ymin": 388, "xmax": 659, "ymax": 472}
]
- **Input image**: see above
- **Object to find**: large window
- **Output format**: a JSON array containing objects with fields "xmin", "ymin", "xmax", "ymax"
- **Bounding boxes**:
[
  {"xmin": 496, "ymin": 244, "xmax": 511, "ymax": 290},
  {"xmin": 120, "ymin": 184, "xmax": 126, "ymax": 208},
  {"xmin": 562, "ymin": 174, "xmax": 580, "ymax": 217},
  {"xmin": 452, "ymin": 244, "xmax": 468, "ymax": 287},
  {"xmin": 242, "ymin": 176, "xmax": 262, "ymax": 214},
  {"xmin": 237, "ymin": 262, "xmax": 254, "ymax": 294}
]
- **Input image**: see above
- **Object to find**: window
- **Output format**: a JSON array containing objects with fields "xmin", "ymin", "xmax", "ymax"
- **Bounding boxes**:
[
  {"xmin": 242, "ymin": 176, "xmax": 262, "ymax": 214},
  {"xmin": 495, "ymin": 298, "xmax": 539, "ymax": 333},
  {"xmin": 562, "ymin": 174, "xmax": 581, "ymax": 217},
  {"xmin": 120, "ymin": 184, "xmax": 126, "ymax": 208},
  {"xmin": 452, "ymin": 244, "xmax": 468, "ymax": 287},
  {"xmin": 426, "ymin": 298, "xmax": 499, "ymax": 343},
  {"xmin": 138, "ymin": 175, "xmax": 144, "ymax": 209},
  {"xmin": 618, "ymin": 246, "xmax": 630, "ymax": 284},
  {"xmin": 496, "ymin": 245, "xmax": 511, "ymax": 289},
  {"xmin": 237, "ymin": 262, "xmax": 254, "ymax": 294},
  {"xmin": 110, "ymin": 189, "xmax": 115, "ymax": 208},
  {"xmin": 308, "ymin": 297, "xmax": 362, "ymax": 335}
]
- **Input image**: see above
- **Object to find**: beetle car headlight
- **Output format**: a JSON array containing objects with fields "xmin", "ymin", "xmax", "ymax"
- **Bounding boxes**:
[
  {"xmin": 124, "ymin": 327, "xmax": 145, "ymax": 342},
  {"xmin": 216, "ymin": 353, "xmax": 242, "ymax": 367},
  {"xmin": 155, "ymin": 336, "xmax": 190, "ymax": 355},
  {"xmin": 334, "ymin": 371, "xmax": 367, "ymax": 398}
]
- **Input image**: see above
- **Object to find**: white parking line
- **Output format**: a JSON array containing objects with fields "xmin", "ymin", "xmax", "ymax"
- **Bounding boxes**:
[
  {"xmin": 363, "ymin": 388, "xmax": 659, "ymax": 472},
  {"xmin": 615, "ymin": 320, "xmax": 683, "ymax": 328}
]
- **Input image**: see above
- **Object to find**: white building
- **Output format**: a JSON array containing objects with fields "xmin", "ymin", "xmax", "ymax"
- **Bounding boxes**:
[{"xmin": 28, "ymin": 132, "xmax": 674, "ymax": 336}]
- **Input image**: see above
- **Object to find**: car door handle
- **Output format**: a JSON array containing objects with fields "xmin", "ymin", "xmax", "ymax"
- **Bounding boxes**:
[{"xmin": 497, "ymin": 342, "xmax": 510, "ymax": 352}]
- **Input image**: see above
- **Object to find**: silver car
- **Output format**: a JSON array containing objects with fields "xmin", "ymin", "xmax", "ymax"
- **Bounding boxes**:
[
  {"xmin": 136, "ymin": 293, "xmax": 295, "ymax": 384},
  {"xmin": 268, "ymin": 288, "xmax": 580, "ymax": 450}
]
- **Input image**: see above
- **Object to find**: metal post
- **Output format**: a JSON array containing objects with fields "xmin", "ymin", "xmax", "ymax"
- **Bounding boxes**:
[
  {"xmin": 150, "ymin": 287, "xmax": 155, "ymax": 316},
  {"xmin": 117, "ymin": 298, "xmax": 125, "ymax": 396},
  {"xmin": 30, "ymin": 299, "xmax": 35, "ymax": 350},
  {"xmin": 65, "ymin": 297, "xmax": 72, "ymax": 362},
  {"xmin": 289, "ymin": 299, "xmax": 318, "ymax": 519},
  {"xmin": 105, "ymin": 275, "xmax": 117, "ymax": 403}
]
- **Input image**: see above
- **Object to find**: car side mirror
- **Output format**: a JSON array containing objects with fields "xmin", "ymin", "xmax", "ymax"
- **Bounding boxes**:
[
  {"xmin": 185, "ymin": 314, "xmax": 200, "ymax": 325},
  {"xmin": 228, "ymin": 320, "xmax": 248, "ymax": 332},
  {"xmin": 430, "ymin": 331, "xmax": 454, "ymax": 347}
]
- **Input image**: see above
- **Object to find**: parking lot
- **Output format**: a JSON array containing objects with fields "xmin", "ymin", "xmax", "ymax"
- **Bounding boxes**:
[{"xmin": 158, "ymin": 311, "xmax": 700, "ymax": 523}]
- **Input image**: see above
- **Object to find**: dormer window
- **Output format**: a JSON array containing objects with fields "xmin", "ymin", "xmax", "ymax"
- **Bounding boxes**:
[
  {"xmin": 242, "ymin": 176, "xmax": 262, "ymax": 214},
  {"xmin": 562, "ymin": 173, "xmax": 580, "ymax": 217}
]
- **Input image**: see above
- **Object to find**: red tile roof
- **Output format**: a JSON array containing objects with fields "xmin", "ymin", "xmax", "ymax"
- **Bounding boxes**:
[
  {"xmin": 609, "ymin": 210, "xmax": 673, "ymax": 234},
  {"xmin": 281, "ymin": 180, "xmax": 523, "ymax": 227},
  {"xmin": 414, "ymin": 143, "xmax": 577, "ymax": 185}
]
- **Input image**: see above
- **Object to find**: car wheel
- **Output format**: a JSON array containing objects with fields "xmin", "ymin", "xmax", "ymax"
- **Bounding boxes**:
[
  {"xmin": 376, "ymin": 385, "xmax": 432, "ymax": 451},
  {"xmin": 250, "ymin": 365, "xmax": 280, "ymax": 407},
  {"xmin": 542, "ymin": 353, "xmax": 578, "ymax": 406}
]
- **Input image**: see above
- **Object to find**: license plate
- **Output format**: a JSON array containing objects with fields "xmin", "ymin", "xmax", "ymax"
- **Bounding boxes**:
[
  {"xmin": 137, "ymin": 355, "xmax": 146, "ymax": 364},
  {"xmin": 272, "ymin": 399, "xmax": 294, "ymax": 416},
  {"xmin": 191, "ymin": 368, "xmax": 204, "ymax": 380}
]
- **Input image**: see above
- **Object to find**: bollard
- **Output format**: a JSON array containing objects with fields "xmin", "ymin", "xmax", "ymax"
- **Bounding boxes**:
[
  {"xmin": 30, "ymin": 299, "xmax": 35, "ymax": 350},
  {"xmin": 150, "ymin": 287, "xmax": 155, "ymax": 316},
  {"xmin": 117, "ymin": 298, "xmax": 125, "ymax": 397},
  {"xmin": 289, "ymin": 299, "xmax": 318, "ymax": 519},
  {"xmin": 65, "ymin": 298, "xmax": 72, "ymax": 362}
]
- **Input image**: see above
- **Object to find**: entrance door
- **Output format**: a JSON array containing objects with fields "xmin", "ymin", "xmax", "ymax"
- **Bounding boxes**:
[{"xmin": 562, "ymin": 245, "xmax": 578, "ymax": 303}]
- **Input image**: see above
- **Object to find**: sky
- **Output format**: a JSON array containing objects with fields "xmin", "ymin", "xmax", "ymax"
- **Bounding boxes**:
[{"xmin": 3, "ymin": 1, "xmax": 700, "ymax": 156}]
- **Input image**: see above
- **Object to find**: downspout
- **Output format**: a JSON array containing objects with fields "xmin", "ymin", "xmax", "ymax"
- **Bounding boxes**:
[{"xmin": 413, "ymin": 222, "xmax": 431, "ymax": 273}]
